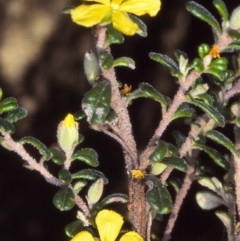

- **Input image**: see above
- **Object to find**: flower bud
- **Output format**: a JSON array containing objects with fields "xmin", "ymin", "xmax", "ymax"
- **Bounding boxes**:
[{"xmin": 57, "ymin": 114, "xmax": 79, "ymax": 159}]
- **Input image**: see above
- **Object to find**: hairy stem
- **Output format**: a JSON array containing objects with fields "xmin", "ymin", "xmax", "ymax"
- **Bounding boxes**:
[{"xmin": 0, "ymin": 131, "xmax": 90, "ymax": 216}]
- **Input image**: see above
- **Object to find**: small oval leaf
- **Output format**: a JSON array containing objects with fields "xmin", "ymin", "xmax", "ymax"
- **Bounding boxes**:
[
  {"xmin": 194, "ymin": 142, "xmax": 229, "ymax": 170},
  {"xmin": 49, "ymin": 147, "xmax": 65, "ymax": 165},
  {"xmin": 171, "ymin": 103, "xmax": 196, "ymax": 121},
  {"xmin": 19, "ymin": 136, "xmax": 50, "ymax": 160},
  {"xmin": 65, "ymin": 221, "xmax": 83, "ymax": 238},
  {"xmin": 82, "ymin": 81, "xmax": 111, "ymax": 125},
  {"xmin": 0, "ymin": 97, "xmax": 18, "ymax": 114},
  {"xmin": 149, "ymin": 52, "xmax": 178, "ymax": 71},
  {"xmin": 4, "ymin": 107, "xmax": 28, "ymax": 123},
  {"xmin": 196, "ymin": 191, "xmax": 224, "ymax": 210},
  {"xmin": 213, "ymin": 0, "xmax": 228, "ymax": 23},
  {"xmin": 161, "ymin": 157, "xmax": 188, "ymax": 172},
  {"xmin": 58, "ymin": 169, "xmax": 72, "ymax": 184},
  {"xmin": 186, "ymin": 1, "xmax": 221, "ymax": 37},
  {"xmin": 71, "ymin": 148, "xmax": 99, "ymax": 167},
  {"xmin": 146, "ymin": 175, "xmax": 172, "ymax": 214},
  {"xmin": 187, "ymin": 97, "xmax": 225, "ymax": 127},
  {"xmin": 72, "ymin": 168, "xmax": 108, "ymax": 184},
  {"xmin": 149, "ymin": 141, "xmax": 168, "ymax": 163},
  {"xmin": 113, "ymin": 57, "xmax": 135, "ymax": 69},
  {"xmin": 206, "ymin": 130, "xmax": 237, "ymax": 156},
  {"xmin": 53, "ymin": 187, "xmax": 75, "ymax": 211},
  {"xmin": 0, "ymin": 117, "xmax": 15, "ymax": 134}
]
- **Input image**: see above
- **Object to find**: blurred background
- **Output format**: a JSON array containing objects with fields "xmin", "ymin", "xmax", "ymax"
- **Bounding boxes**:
[{"xmin": 0, "ymin": 0, "xmax": 238, "ymax": 240}]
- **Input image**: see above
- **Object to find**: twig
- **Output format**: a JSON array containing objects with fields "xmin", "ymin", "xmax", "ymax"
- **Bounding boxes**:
[
  {"xmin": 94, "ymin": 26, "xmax": 138, "ymax": 169},
  {"xmin": 0, "ymin": 130, "xmax": 90, "ymax": 216},
  {"xmin": 161, "ymin": 151, "xmax": 197, "ymax": 241}
]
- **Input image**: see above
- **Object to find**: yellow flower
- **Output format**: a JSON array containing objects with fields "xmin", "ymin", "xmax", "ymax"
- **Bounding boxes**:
[
  {"xmin": 130, "ymin": 169, "xmax": 146, "ymax": 181},
  {"xmin": 120, "ymin": 83, "xmax": 132, "ymax": 95},
  {"xmin": 70, "ymin": 209, "xmax": 143, "ymax": 241},
  {"xmin": 209, "ymin": 45, "xmax": 220, "ymax": 58},
  {"xmin": 71, "ymin": 0, "xmax": 161, "ymax": 35}
]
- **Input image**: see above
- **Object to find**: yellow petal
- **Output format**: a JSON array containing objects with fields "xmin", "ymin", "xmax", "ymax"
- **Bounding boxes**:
[
  {"xmin": 112, "ymin": 0, "xmax": 124, "ymax": 4},
  {"xmin": 96, "ymin": 209, "xmax": 124, "ymax": 241},
  {"xmin": 83, "ymin": 0, "xmax": 110, "ymax": 5},
  {"xmin": 71, "ymin": 4, "xmax": 111, "ymax": 27},
  {"xmin": 63, "ymin": 114, "xmax": 75, "ymax": 128},
  {"xmin": 119, "ymin": 0, "xmax": 161, "ymax": 17},
  {"xmin": 70, "ymin": 231, "xmax": 95, "ymax": 241},
  {"xmin": 119, "ymin": 231, "xmax": 144, "ymax": 241},
  {"xmin": 112, "ymin": 11, "xmax": 140, "ymax": 35}
]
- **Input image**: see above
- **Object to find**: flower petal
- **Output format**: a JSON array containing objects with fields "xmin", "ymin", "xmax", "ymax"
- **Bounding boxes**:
[
  {"xmin": 119, "ymin": 0, "xmax": 161, "ymax": 17},
  {"xmin": 119, "ymin": 231, "xmax": 144, "ymax": 241},
  {"xmin": 71, "ymin": 4, "xmax": 110, "ymax": 27},
  {"xmin": 83, "ymin": 0, "xmax": 110, "ymax": 5},
  {"xmin": 70, "ymin": 231, "xmax": 95, "ymax": 241},
  {"xmin": 112, "ymin": 11, "xmax": 140, "ymax": 35},
  {"xmin": 96, "ymin": 209, "xmax": 124, "ymax": 241}
]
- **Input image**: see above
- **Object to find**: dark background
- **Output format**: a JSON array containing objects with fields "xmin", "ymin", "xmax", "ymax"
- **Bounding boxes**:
[{"xmin": 0, "ymin": 0, "xmax": 238, "ymax": 240}]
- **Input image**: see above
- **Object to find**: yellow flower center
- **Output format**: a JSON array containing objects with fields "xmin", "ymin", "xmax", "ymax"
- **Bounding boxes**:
[{"xmin": 111, "ymin": 3, "xmax": 120, "ymax": 10}]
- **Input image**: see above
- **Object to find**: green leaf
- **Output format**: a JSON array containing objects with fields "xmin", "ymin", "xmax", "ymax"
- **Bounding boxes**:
[
  {"xmin": 87, "ymin": 178, "xmax": 104, "ymax": 205},
  {"xmin": 74, "ymin": 110, "xmax": 86, "ymax": 121},
  {"xmin": 149, "ymin": 52, "xmax": 179, "ymax": 71},
  {"xmin": 172, "ymin": 131, "xmax": 186, "ymax": 148},
  {"xmin": 82, "ymin": 81, "xmax": 111, "ymax": 125},
  {"xmin": 194, "ymin": 142, "xmax": 229, "ymax": 170},
  {"xmin": 4, "ymin": 108, "xmax": 27, "ymax": 123},
  {"xmin": 166, "ymin": 143, "xmax": 180, "ymax": 157},
  {"xmin": 83, "ymin": 51, "xmax": 100, "ymax": 85},
  {"xmin": 187, "ymin": 97, "xmax": 225, "ymax": 127},
  {"xmin": 49, "ymin": 147, "xmax": 65, "ymax": 165},
  {"xmin": 149, "ymin": 141, "xmax": 168, "ymax": 163},
  {"xmin": 227, "ymin": 29, "xmax": 240, "ymax": 41},
  {"xmin": 186, "ymin": 1, "xmax": 221, "ymax": 37},
  {"xmin": 99, "ymin": 51, "xmax": 114, "ymax": 69},
  {"xmin": 65, "ymin": 221, "xmax": 83, "ymax": 238},
  {"xmin": 91, "ymin": 193, "xmax": 128, "ymax": 216},
  {"xmin": 161, "ymin": 157, "xmax": 188, "ymax": 172},
  {"xmin": 198, "ymin": 177, "xmax": 218, "ymax": 192},
  {"xmin": 206, "ymin": 130, "xmax": 237, "ymax": 156},
  {"xmin": 113, "ymin": 57, "xmax": 135, "ymax": 69},
  {"xmin": 126, "ymin": 83, "xmax": 171, "ymax": 111},
  {"xmin": 104, "ymin": 24, "xmax": 124, "ymax": 48},
  {"xmin": 193, "ymin": 58, "xmax": 204, "ymax": 72},
  {"xmin": 72, "ymin": 168, "xmax": 108, "ymax": 184},
  {"xmin": 53, "ymin": 187, "xmax": 75, "ymax": 211},
  {"xmin": 58, "ymin": 169, "xmax": 72, "ymax": 184},
  {"xmin": 0, "ymin": 97, "xmax": 18, "ymax": 114},
  {"xmin": 171, "ymin": 103, "xmax": 196, "ymax": 121},
  {"xmin": 151, "ymin": 162, "xmax": 167, "ymax": 175},
  {"xmin": 145, "ymin": 175, "xmax": 172, "ymax": 214},
  {"xmin": 73, "ymin": 180, "xmax": 87, "ymax": 194},
  {"xmin": 128, "ymin": 14, "xmax": 147, "ymax": 37},
  {"xmin": 198, "ymin": 44, "xmax": 210, "ymax": 59},
  {"xmin": 19, "ymin": 136, "xmax": 50, "ymax": 160},
  {"xmin": 208, "ymin": 57, "xmax": 228, "ymax": 71},
  {"xmin": 174, "ymin": 50, "xmax": 188, "ymax": 61},
  {"xmin": 0, "ymin": 117, "xmax": 15, "ymax": 134},
  {"xmin": 223, "ymin": 41, "xmax": 240, "ymax": 52},
  {"xmin": 196, "ymin": 191, "xmax": 224, "ymax": 210},
  {"xmin": 71, "ymin": 148, "xmax": 99, "ymax": 167},
  {"xmin": 215, "ymin": 211, "xmax": 233, "ymax": 238},
  {"xmin": 213, "ymin": 0, "xmax": 229, "ymax": 23}
]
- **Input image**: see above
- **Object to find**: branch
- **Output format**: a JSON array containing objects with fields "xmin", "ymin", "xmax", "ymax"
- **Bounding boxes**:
[
  {"xmin": 94, "ymin": 26, "xmax": 138, "ymax": 169},
  {"xmin": 0, "ymin": 130, "xmax": 90, "ymax": 216}
]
